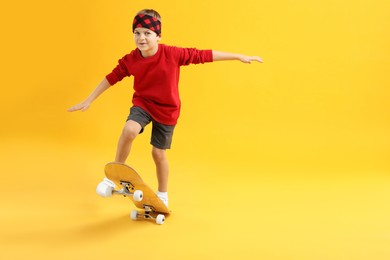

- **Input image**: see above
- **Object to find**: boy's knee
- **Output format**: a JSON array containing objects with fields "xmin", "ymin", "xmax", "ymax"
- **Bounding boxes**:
[
  {"xmin": 152, "ymin": 147, "xmax": 166, "ymax": 162},
  {"xmin": 122, "ymin": 123, "xmax": 140, "ymax": 141}
]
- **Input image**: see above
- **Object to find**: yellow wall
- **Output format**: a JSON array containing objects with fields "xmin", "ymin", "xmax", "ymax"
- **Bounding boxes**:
[
  {"xmin": 1, "ymin": 0, "xmax": 388, "ymax": 172},
  {"xmin": 1, "ymin": 1, "xmax": 389, "ymax": 259}
]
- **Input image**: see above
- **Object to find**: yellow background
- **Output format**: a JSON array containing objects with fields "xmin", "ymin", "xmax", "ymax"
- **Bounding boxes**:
[{"xmin": 1, "ymin": 0, "xmax": 389, "ymax": 259}]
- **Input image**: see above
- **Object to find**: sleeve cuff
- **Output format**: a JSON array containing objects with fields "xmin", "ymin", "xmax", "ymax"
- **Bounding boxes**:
[{"xmin": 105, "ymin": 73, "xmax": 118, "ymax": 86}]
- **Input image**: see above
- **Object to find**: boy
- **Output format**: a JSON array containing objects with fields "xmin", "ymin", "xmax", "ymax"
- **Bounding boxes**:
[{"xmin": 68, "ymin": 9, "xmax": 263, "ymax": 207}]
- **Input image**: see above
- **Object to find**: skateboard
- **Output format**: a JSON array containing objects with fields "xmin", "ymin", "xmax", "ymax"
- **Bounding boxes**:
[{"xmin": 96, "ymin": 162, "xmax": 170, "ymax": 225}]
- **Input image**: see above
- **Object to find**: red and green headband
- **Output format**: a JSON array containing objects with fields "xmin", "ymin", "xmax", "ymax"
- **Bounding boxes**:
[{"xmin": 132, "ymin": 13, "xmax": 161, "ymax": 36}]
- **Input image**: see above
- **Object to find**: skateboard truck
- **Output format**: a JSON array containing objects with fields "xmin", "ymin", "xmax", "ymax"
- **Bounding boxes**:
[
  {"xmin": 115, "ymin": 181, "xmax": 144, "ymax": 202},
  {"xmin": 131, "ymin": 206, "xmax": 165, "ymax": 225},
  {"xmin": 96, "ymin": 178, "xmax": 143, "ymax": 202}
]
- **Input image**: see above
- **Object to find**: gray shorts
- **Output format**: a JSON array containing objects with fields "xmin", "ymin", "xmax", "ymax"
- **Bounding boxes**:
[{"xmin": 127, "ymin": 106, "xmax": 175, "ymax": 149}]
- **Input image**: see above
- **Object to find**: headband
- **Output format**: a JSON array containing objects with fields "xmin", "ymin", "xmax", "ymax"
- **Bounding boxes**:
[{"xmin": 132, "ymin": 14, "xmax": 161, "ymax": 36}]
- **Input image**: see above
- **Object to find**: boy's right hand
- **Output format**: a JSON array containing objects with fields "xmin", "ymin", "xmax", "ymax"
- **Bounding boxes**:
[
  {"xmin": 67, "ymin": 101, "xmax": 91, "ymax": 112},
  {"xmin": 67, "ymin": 78, "xmax": 110, "ymax": 112}
]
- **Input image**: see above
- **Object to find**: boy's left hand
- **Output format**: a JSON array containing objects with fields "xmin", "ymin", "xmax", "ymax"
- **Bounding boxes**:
[{"xmin": 239, "ymin": 55, "xmax": 263, "ymax": 64}]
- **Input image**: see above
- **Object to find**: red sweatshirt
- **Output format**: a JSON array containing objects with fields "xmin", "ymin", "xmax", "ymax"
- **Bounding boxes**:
[{"xmin": 106, "ymin": 44, "xmax": 213, "ymax": 125}]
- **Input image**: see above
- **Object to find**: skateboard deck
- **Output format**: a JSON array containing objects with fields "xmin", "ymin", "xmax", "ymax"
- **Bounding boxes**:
[{"xmin": 98, "ymin": 162, "xmax": 170, "ymax": 224}]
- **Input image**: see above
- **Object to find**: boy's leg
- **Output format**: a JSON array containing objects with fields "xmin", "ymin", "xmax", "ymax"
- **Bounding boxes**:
[
  {"xmin": 116, "ymin": 106, "xmax": 152, "ymax": 163},
  {"xmin": 150, "ymin": 121, "xmax": 174, "ymax": 195},
  {"xmin": 152, "ymin": 146, "xmax": 169, "ymax": 192},
  {"xmin": 115, "ymin": 120, "xmax": 142, "ymax": 163}
]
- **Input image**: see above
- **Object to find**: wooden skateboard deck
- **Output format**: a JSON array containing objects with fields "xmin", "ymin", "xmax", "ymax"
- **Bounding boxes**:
[{"xmin": 104, "ymin": 162, "xmax": 170, "ymax": 215}]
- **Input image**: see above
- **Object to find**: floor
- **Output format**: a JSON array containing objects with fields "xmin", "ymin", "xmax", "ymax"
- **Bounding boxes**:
[{"xmin": 1, "ymin": 136, "xmax": 389, "ymax": 260}]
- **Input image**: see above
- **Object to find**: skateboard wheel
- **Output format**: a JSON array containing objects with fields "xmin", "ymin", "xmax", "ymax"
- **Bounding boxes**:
[
  {"xmin": 156, "ymin": 214, "xmax": 165, "ymax": 225},
  {"xmin": 96, "ymin": 181, "xmax": 114, "ymax": 198},
  {"xmin": 133, "ymin": 190, "xmax": 143, "ymax": 202},
  {"xmin": 130, "ymin": 210, "xmax": 138, "ymax": 220},
  {"xmin": 96, "ymin": 179, "xmax": 115, "ymax": 197}
]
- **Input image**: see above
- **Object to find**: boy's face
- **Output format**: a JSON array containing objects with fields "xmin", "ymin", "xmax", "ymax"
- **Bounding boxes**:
[{"xmin": 134, "ymin": 28, "xmax": 160, "ymax": 57}]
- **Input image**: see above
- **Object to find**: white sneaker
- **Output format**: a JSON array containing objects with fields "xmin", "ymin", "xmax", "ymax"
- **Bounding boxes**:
[{"xmin": 157, "ymin": 191, "xmax": 168, "ymax": 207}]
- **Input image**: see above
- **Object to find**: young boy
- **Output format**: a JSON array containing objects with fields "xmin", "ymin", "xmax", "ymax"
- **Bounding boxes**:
[{"xmin": 68, "ymin": 9, "xmax": 262, "ymax": 207}]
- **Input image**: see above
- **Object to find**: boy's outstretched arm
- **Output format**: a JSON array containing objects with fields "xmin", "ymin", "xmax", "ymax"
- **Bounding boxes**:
[
  {"xmin": 212, "ymin": 50, "xmax": 263, "ymax": 64},
  {"xmin": 68, "ymin": 78, "xmax": 111, "ymax": 112}
]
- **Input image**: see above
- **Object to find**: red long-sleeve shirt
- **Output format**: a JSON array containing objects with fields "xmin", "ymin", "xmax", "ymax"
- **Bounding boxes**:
[{"xmin": 106, "ymin": 44, "xmax": 213, "ymax": 125}]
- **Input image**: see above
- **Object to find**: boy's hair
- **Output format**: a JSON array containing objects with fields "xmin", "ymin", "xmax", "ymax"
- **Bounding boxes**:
[{"xmin": 136, "ymin": 9, "xmax": 161, "ymax": 22}]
